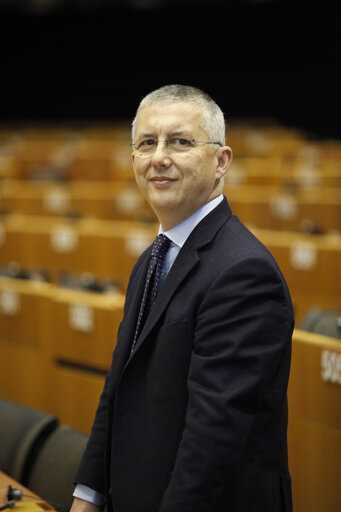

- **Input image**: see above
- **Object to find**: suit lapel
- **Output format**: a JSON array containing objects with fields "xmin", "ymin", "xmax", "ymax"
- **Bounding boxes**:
[
  {"xmin": 129, "ymin": 246, "xmax": 199, "ymax": 356},
  {"xmin": 126, "ymin": 197, "xmax": 233, "ymax": 360},
  {"xmin": 108, "ymin": 250, "xmax": 151, "ymax": 382}
]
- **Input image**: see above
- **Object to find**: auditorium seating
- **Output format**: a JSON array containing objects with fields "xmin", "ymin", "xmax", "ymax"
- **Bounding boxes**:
[
  {"xmin": 300, "ymin": 307, "xmax": 341, "ymax": 339},
  {"xmin": 288, "ymin": 329, "xmax": 341, "ymax": 512},
  {"xmin": 0, "ymin": 214, "xmax": 157, "ymax": 291},
  {"xmin": 2, "ymin": 180, "xmax": 340, "ymax": 234},
  {"xmin": 0, "ymin": 276, "xmax": 124, "ymax": 432},
  {"xmin": 0, "ymin": 125, "xmax": 133, "ymax": 182},
  {"xmin": 25, "ymin": 425, "xmax": 89, "ymax": 512},
  {"xmin": 0, "ymin": 213, "xmax": 338, "ymax": 323},
  {"xmin": 0, "ymin": 398, "xmax": 58, "ymax": 482},
  {"xmin": 226, "ymin": 156, "xmax": 341, "ymax": 188},
  {"xmin": 0, "ymin": 179, "xmax": 154, "ymax": 221},
  {"xmin": 252, "ymin": 228, "xmax": 341, "ymax": 324},
  {"xmin": 226, "ymin": 185, "xmax": 341, "ymax": 233},
  {"xmin": 51, "ymin": 361, "xmax": 106, "ymax": 434},
  {"xmin": 50, "ymin": 285, "xmax": 124, "ymax": 370},
  {"xmin": 0, "ymin": 398, "xmax": 88, "ymax": 511}
]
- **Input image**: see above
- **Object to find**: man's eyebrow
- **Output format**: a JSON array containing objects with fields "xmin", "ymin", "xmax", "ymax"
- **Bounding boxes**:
[
  {"xmin": 135, "ymin": 133, "xmax": 155, "ymax": 141},
  {"xmin": 135, "ymin": 130, "xmax": 191, "ymax": 141}
]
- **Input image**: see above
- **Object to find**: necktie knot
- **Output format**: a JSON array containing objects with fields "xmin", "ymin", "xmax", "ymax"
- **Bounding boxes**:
[{"xmin": 151, "ymin": 234, "xmax": 171, "ymax": 260}]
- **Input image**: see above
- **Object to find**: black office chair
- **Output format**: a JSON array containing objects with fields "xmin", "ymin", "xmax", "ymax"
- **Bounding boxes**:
[
  {"xmin": 300, "ymin": 307, "xmax": 341, "ymax": 339},
  {"xmin": 0, "ymin": 398, "xmax": 58, "ymax": 482},
  {"xmin": 25, "ymin": 425, "xmax": 89, "ymax": 512}
]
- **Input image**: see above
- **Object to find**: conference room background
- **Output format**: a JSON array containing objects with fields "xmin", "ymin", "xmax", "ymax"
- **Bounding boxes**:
[
  {"xmin": 0, "ymin": 0, "xmax": 340, "ymax": 140},
  {"xmin": 0, "ymin": 3, "xmax": 341, "ymax": 512}
]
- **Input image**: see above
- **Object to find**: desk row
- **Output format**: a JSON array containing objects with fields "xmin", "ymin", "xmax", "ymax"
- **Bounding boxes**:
[{"xmin": 1, "ymin": 182, "xmax": 341, "ymax": 233}]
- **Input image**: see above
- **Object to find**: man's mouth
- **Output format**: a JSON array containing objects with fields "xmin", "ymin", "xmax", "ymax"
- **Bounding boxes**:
[
  {"xmin": 150, "ymin": 176, "xmax": 176, "ymax": 181},
  {"xmin": 150, "ymin": 176, "xmax": 176, "ymax": 186}
]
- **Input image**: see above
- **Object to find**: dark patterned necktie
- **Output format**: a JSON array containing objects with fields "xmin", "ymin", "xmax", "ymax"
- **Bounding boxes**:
[{"xmin": 131, "ymin": 234, "xmax": 170, "ymax": 352}]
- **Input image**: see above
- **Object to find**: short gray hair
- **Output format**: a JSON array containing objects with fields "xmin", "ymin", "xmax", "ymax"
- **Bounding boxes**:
[{"xmin": 132, "ymin": 84, "xmax": 226, "ymax": 145}]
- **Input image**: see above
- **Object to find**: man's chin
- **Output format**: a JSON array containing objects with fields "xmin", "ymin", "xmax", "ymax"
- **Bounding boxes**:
[
  {"xmin": 148, "ymin": 190, "xmax": 180, "ymax": 208},
  {"xmin": 148, "ymin": 196, "xmax": 183, "ymax": 220}
]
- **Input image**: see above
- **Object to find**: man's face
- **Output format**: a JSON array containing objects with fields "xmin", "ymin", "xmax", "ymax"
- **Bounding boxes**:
[{"xmin": 132, "ymin": 101, "xmax": 231, "ymax": 229}]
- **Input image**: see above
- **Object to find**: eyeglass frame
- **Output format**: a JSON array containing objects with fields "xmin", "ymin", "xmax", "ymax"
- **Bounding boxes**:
[{"xmin": 130, "ymin": 138, "xmax": 223, "ymax": 155}]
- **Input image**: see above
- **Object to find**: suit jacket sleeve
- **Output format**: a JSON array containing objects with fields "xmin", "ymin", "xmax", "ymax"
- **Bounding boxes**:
[
  {"xmin": 73, "ymin": 368, "xmax": 111, "ymax": 493},
  {"xmin": 74, "ymin": 255, "xmax": 147, "ymax": 493},
  {"xmin": 159, "ymin": 256, "xmax": 293, "ymax": 512}
]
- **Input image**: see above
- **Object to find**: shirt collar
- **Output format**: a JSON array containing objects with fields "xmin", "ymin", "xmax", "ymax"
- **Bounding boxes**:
[{"xmin": 158, "ymin": 194, "xmax": 224, "ymax": 248}]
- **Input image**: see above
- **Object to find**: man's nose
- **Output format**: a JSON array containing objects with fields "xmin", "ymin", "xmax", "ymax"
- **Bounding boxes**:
[{"xmin": 151, "ymin": 141, "xmax": 172, "ymax": 166}]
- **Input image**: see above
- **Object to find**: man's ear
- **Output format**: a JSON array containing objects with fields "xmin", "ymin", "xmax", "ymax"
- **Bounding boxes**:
[{"xmin": 216, "ymin": 146, "xmax": 233, "ymax": 180}]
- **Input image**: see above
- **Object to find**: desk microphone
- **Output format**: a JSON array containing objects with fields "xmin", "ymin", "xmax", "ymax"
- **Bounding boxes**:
[
  {"xmin": 7, "ymin": 488, "xmax": 22, "ymax": 503},
  {"xmin": 0, "ymin": 486, "xmax": 22, "ymax": 511},
  {"xmin": 0, "ymin": 500, "xmax": 15, "ymax": 511}
]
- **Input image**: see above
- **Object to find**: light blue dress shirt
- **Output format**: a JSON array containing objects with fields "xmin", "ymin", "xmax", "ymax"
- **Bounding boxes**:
[
  {"xmin": 160, "ymin": 194, "xmax": 224, "ymax": 275},
  {"xmin": 73, "ymin": 194, "xmax": 224, "ymax": 506}
]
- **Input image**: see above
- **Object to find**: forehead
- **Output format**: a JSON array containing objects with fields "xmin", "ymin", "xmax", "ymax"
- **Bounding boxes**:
[{"xmin": 135, "ymin": 101, "xmax": 206, "ymax": 137}]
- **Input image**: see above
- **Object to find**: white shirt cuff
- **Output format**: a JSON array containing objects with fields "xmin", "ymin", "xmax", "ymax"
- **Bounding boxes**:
[{"xmin": 73, "ymin": 484, "xmax": 106, "ymax": 507}]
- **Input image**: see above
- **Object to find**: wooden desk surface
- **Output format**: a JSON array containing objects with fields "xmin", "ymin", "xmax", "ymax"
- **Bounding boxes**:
[{"xmin": 0, "ymin": 472, "xmax": 54, "ymax": 511}]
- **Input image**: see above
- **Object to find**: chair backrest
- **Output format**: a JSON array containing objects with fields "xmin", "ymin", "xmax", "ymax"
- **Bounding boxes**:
[
  {"xmin": 25, "ymin": 425, "xmax": 89, "ymax": 512},
  {"xmin": 0, "ymin": 398, "xmax": 58, "ymax": 482},
  {"xmin": 300, "ymin": 307, "xmax": 341, "ymax": 339}
]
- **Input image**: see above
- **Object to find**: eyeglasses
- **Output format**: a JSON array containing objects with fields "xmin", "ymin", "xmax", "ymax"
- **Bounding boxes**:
[{"xmin": 130, "ymin": 137, "xmax": 222, "ymax": 157}]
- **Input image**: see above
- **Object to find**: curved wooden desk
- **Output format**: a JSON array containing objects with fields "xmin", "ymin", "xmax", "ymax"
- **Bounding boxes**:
[{"xmin": 0, "ymin": 472, "xmax": 54, "ymax": 512}]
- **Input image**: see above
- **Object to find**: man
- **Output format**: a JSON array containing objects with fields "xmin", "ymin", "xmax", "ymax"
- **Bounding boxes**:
[{"xmin": 71, "ymin": 85, "xmax": 294, "ymax": 512}]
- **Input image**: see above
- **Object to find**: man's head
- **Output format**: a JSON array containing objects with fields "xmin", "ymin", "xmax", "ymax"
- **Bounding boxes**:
[
  {"xmin": 131, "ymin": 85, "xmax": 232, "ymax": 230},
  {"xmin": 132, "ymin": 84, "xmax": 226, "ymax": 147}
]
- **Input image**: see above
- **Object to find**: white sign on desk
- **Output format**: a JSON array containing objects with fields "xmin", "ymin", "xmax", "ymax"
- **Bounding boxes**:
[
  {"xmin": 321, "ymin": 350, "xmax": 341, "ymax": 385},
  {"xmin": 50, "ymin": 226, "xmax": 78, "ymax": 253},
  {"xmin": 0, "ymin": 290, "xmax": 20, "ymax": 315},
  {"xmin": 68, "ymin": 303, "xmax": 94, "ymax": 333}
]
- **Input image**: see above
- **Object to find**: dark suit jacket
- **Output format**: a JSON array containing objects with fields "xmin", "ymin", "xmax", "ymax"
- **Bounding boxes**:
[{"xmin": 75, "ymin": 197, "xmax": 294, "ymax": 512}]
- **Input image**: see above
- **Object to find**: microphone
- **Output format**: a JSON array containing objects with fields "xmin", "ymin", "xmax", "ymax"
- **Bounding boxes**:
[
  {"xmin": 0, "ymin": 500, "xmax": 15, "ymax": 511},
  {"xmin": 0, "ymin": 486, "xmax": 23, "ymax": 511}
]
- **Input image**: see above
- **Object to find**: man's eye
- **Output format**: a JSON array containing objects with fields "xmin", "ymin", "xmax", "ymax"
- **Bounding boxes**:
[
  {"xmin": 139, "ymin": 139, "xmax": 156, "ymax": 148},
  {"xmin": 172, "ymin": 138, "xmax": 192, "ymax": 146}
]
